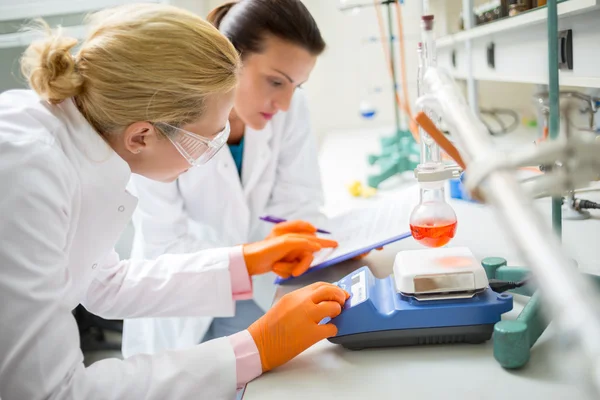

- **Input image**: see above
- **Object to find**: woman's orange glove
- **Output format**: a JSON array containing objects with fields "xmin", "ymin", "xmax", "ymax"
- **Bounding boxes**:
[
  {"xmin": 248, "ymin": 282, "xmax": 349, "ymax": 372},
  {"xmin": 243, "ymin": 235, "xmax": 337, "ymax": 278},
  {"xmin": 266, "ymin": 220, "xmax": 318, "ymax": 239},
  {"xmin": 266, "ymin": 220, "xmax": 382, "ymax": 262}
]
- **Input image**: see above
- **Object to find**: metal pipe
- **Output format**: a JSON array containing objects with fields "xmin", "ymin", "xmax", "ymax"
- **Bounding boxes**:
[
  {"xmin": 487, "ymin": 174, "xmax": 600, "ymax": 394},
  {"xmin": 535, "ymin": 91, "xmax": 600, "ymax": 106},
  {"xmin": 462, "ymin": 0, "xmax": 479, "ymax": 114},
  {"xmin": 422, "ymin": 69, "xmax": 600, "ymax": 395},
  {"xmin": 534, "ymin": 91, "xmax": 600, "ymax": 130},
  {"xmin": 547, "ymin": 0, "xmax": 562, "ymax": 236}
]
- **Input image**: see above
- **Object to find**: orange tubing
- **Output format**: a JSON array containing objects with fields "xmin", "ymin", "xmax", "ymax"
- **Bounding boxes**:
[
  {"xmin": 373, "ymin": 0, "xmax": 420, "ymax": 143},
  {"xmin": 415, "ymin": 112, "xmax": 466, "ymax": 169},
  {"xmin": 520, "ymin": 166, "xmax": 542, "ymax": 174},
  {"xmin": 393, "ymin": 0, "xmax": 418, "ymax": 135}
]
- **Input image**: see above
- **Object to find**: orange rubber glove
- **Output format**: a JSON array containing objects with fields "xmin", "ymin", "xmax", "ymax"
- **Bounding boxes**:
[
  {"xmin": 267, "ymin": 220, "xmax": 381, "ymax": 262},
  {"xmin": 243, "ymin": 235, "xmax": 337, "ymax": 278},
  {"xmin": 266, "ymin": 220, "xmax": 318, "ymax": 239},
  {"xmin": 248, "ymin": 282, "xmax": 350, "ymax": 372}
]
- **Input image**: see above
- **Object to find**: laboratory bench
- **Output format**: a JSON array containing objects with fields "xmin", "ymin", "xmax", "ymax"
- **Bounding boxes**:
[{"xmin": 242, "ymin": 128, "xmax": 600, "ymax": 400}]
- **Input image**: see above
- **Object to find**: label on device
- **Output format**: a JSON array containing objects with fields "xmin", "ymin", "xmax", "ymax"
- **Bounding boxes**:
[{"xmin": 350, "ymin": 270, "xmax": 367, "ymax": 307}]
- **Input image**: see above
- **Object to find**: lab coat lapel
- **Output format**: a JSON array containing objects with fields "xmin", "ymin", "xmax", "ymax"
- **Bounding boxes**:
[
  {"xmin": 242, "ymin": 123, "xmax": 273, "ymax": 198},
  {"xmin": 58, "ymin": 99, "xmax": 137, "ymax": 298}
]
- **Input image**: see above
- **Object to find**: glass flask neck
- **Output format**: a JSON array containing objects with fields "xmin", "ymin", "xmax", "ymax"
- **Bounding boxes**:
[{"xmin": 420, "ymin": 183, "xmax": 446, "ymax": 203}]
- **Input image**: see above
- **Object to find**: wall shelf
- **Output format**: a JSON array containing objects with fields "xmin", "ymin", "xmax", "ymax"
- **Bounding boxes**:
[
  {"xmin": 436, "ymin": 1, "xmax": 600, "ymax": 89},
  {"xmin": 437, "ymin": 0, "xmax": 600, "ymax": 48}
]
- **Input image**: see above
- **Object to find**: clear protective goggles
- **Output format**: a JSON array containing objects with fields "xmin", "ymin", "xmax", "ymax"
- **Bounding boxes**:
[{"xmin": 154, "ymin": 120, "xmax": 230, "ymax": 166}]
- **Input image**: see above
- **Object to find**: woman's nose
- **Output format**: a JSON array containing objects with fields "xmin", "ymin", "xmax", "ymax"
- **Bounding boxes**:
[{"xmin": 273, "ymin": 88, "xmax": 294, "ymax": 112}]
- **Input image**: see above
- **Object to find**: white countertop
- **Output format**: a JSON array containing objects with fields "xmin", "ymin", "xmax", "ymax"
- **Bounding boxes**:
[{"xmin": 242, "ymin": 128, "xmax": 600, "ymax": 400}]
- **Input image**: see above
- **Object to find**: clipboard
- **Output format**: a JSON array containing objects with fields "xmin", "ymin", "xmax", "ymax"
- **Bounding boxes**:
[{"xmin": 274, "ymin": 231, "xmax": 412, "ymax": 284}]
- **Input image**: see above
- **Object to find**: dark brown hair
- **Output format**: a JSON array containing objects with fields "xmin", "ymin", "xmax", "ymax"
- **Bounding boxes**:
[{"xmin": 207, "ymin": 0, "xmax": 326, "ymax": 57}]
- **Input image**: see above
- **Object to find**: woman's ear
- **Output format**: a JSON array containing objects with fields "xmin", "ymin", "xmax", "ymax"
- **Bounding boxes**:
[{"xmin": 122, "ymin": 122, "xmax": 156, "ymax": 155}]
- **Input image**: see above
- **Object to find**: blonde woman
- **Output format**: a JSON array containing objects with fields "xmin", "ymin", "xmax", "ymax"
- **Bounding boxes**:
[
  {"xmin": 0, "ymin": 4, "xmax": 347, "ymax": 399},
  {"xmin": 124, "ymin": 0, "xmax": 331, "ymax": 358}
]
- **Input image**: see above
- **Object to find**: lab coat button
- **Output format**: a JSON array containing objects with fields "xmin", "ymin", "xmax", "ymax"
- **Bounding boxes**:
[
  {"xmin": 118, "ymin": 205, "xmax": 125, "ymax": 212},
  {"xmin": 92, "ymin": 263, "xmax": 97, "ymax": 269}
]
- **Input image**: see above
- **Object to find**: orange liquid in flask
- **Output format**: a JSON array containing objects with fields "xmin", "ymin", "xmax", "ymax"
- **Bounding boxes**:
[{"xmin": 410, "ymin": 220, "xmax": 457, "ymax": 248}]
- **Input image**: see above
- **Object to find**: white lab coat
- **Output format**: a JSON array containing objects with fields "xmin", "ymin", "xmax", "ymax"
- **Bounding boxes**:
[
  {"xmin": 0, "ymin": 90, "xmax": 248, "ymax": 400},
  {"xmin": 122, "ymin": 89, "xmax": 325, "ymax": 357}
]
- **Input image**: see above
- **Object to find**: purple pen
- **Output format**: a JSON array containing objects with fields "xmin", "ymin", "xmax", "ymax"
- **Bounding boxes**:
[{"xmin": 259, "ymin": 215, "xmax": 331, "ymax": 235}]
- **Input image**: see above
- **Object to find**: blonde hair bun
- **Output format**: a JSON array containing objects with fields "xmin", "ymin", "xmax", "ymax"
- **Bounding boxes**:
[
  {"xmin": 19, "ymin": 4, "xmax": 239, "ymax": 135},
  {"xmin": 20, "ymin": 21, "xmax": 84, "ymax": 105}
]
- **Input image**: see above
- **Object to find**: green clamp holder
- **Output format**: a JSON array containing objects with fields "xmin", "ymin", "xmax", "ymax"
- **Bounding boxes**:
[
  {"xmin": 493, "ymin": 292, "xmax": 547, "ymax": 369},
  {"xmin": 482, "ymin": 257, "xmax": 533, "ymax": 297},
  {"xmin": 485, "ymin": 256, "xmax": 599, "ymax": 369},
  {"xmin": 366, "ymin": 130, "xmax": 419, "ymax": 188},
  {"xmin": 482, "ymin": 257, "xmax": 507, "ymax": 279},
  {"xmin": 482, "ymin": 257, "xmax": 543, "ymax": 369}
]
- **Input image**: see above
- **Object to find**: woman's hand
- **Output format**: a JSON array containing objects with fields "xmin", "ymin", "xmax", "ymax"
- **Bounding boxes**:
[
  {"xmin": 243, "ymin": 235, "xmax": 337, "ymax": 278},
  {"xmin": 266, "ymin": 220, "xmax": 319, "ymax": 239},
  {"xmin": 248, "ymin": 282, "xmax": 349, "ymax": 372}
]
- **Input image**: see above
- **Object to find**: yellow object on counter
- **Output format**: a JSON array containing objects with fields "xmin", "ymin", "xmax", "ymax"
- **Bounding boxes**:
[
  {"xmin": 347, "ymin": 181, "xmax": 362, "ymax": 197},
  {"xmin": 347, "ymin": 181, "xmax": 378, "ymax": 198},
  {"xmin": 361, "ymin": 186, "xmax": 377, "ymax": 198}
]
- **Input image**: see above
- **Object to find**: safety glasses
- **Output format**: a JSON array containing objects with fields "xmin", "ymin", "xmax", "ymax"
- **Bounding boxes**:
[{"xmin": 154, "ymin": 120, "xmax": 231, "ymax": 166}]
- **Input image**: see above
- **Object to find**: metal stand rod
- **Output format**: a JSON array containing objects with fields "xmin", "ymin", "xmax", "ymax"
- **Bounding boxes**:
[
  {"xmin": 386, "ymin": 1, "xmax": 401, "ymax": 143},
  {"xmin": 462, "ymin": 0, "xmax": 479, "ymax": 114},
  {"xmin": 547, "ymin": 0, "xmax": 563, "ymax": 236}
]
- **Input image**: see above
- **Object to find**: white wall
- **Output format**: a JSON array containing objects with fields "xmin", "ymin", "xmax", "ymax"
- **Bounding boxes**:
[
  {"xmin": 0, "ymin": 0, "xmax": 565, "ymax": 139},
  {"xmin": 0, "ymin": 46, "xmax": 26, "ymax": 91},
  {"xmin": 300, "ymin": 0, "xmax": 539, "ymax": 141},
  {"xmin": 301, "ymin": 0, "xmax": 421, "ymax": 140},
  {"xmin": 0, "ymin": 1, "xmax": 210, "ymax": 92},
  {"xmin": 171, "ymin": 0, "xmax": 210, "ymax": 15}
]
